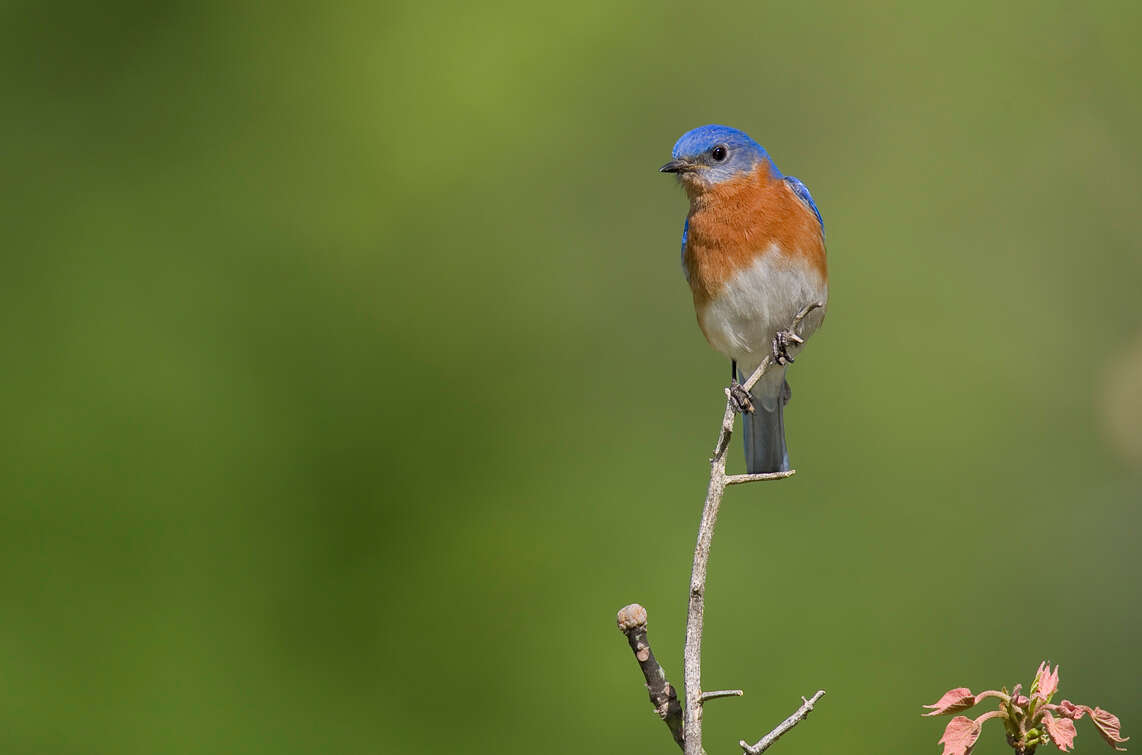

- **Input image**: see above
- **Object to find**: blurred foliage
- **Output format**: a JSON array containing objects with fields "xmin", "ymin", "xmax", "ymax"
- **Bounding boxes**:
[{"xmin": 1, "ymin": 1, "xmax": 1140, "ymax": 753}]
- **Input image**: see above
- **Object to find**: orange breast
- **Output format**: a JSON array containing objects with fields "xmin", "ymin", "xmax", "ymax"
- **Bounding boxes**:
[{"xmin": 683, "ymin": 162, "xmax": 826, "ymax": 310}]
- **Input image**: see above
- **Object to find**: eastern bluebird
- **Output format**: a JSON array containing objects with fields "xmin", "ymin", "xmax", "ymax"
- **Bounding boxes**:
[{"xmin": 661, "ymin": 125, "xmax": 827, "ymax": 474}]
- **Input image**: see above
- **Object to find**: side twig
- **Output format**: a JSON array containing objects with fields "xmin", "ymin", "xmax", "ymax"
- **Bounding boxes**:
[
  {"xmin": 682, "ymin": 302, "xmax": 823, "ymax": 755},
  {"xmin": 617, "ymin": 604, "xmax": 685, "ymax": 750},
  {"xmin": 739, "ymin": 690, "xmax": 826, "ymax": 754}
]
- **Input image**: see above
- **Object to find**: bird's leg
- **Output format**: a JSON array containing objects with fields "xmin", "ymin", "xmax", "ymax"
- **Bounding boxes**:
[
  {"xmin": 772, "ymin": 329, "xmax": 805, "ymax": 365},
  {"xmin": 728, "ymin": 359, "xmax": 754, "ymax": 414}
]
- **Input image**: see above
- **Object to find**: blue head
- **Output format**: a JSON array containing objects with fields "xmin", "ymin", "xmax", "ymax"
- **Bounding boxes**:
[{"xmin": 660, "ymin": 125, "xmax": 778, "ymax": 187}]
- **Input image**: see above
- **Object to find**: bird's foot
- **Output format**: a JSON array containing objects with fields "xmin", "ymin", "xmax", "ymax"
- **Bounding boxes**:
[
  {"xmin": 772, "ymin": 330, "xmax": 805, "ymax": 365},
  {"xmin": 729, "ymin": 381, "xmax": 754, "ymax": 414}
]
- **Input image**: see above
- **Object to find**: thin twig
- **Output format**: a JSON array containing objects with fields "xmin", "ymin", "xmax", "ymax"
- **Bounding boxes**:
[
  {"xmin": 616, "ymin": 604, "xmax": 685, "ymax": 750},
  {"xmin": 701, "ymin": 690, "xmax": 745, "ymax": 703},
  {"xmin": 741, "ymin": 303, "xmax": 823, "ymax": 394},
  {"xmin": 682, "ymin": 302, "xmax": 824, "ymax": 755},
  {"xmin": 739, "ymin": 690, "xmax": 826, "ymax": 754},
  {"xmin": 725, "ymin": 471, "xmax": 796, "ymax": 485}
]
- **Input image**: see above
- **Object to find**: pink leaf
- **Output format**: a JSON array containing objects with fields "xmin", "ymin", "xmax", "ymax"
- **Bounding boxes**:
[
  {"xmin": 925, "ymin": 688, "xmax": 977, "ymax": 716},
  {"xmin": 1044, "ymin": 711, "xmax": 1078, "ymax": 752},
  {"xmin": 939, "ymin": 716, "xmax": 982, "ymax": 755},
  {"xmin": 1033, "ymin": 662, "xmax": 1060, "ymax": 702},
  {"xmin": 1089, "ymin": 707, "xmax": 1130, "ymax": 751},
  {"xmin": 1058, "ymin": 700, "xmax": 1090, "ymax": 720}
]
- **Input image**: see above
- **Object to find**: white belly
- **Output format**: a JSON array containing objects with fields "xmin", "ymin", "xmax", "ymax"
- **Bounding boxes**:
[{"xmin": 697, "ymin": 245, "xmax": 828, "ymax": 372}]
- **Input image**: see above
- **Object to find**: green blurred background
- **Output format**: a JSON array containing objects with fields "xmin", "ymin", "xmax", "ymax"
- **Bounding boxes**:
[{"xmin": 2, "ymin": 1, "xmax": 1140, "ymax": 753}]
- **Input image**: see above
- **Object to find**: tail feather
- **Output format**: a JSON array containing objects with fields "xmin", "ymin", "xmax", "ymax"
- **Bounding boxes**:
[{"xmin": 740, "ymin": 369, "xmax": 791, "ymax": 474}]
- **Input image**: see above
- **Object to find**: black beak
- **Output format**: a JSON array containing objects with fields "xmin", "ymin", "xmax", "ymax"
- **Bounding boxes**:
[{"xmin": 659, "ymin": 159, "xmax": 692, "ymax": 174}]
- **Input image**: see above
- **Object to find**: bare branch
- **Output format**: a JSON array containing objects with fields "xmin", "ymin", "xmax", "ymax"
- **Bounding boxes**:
[
  {"xmin": 682, "ymin": 303, "xmax": 824, "ymax": 755},
  {"xmin": 618, "ymin": 301, "xmax": 826, "ymax": 753},
  {"xmin": 701, "ymin": 690, "xmax": 745, "ymax": 703},
  {"xmin": 739, "ymin": 691, "xmax": 827, "ymax": 754},
  {"xmin": 616, "ymin": 604, "xmax": 685, "ymax": 750}
]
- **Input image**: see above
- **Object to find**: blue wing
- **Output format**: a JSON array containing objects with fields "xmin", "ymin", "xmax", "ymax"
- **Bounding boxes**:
[
  {"xmin": 784, "ymin": 176, "xmax": 824, "ymax": 236},
  {"xmin": 680, "ymin": 216, "xmax": 690, "ymax": 282}
]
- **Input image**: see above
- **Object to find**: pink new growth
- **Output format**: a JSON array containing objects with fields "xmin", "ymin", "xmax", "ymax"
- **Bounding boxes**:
[
  {"xmin": 1044, "ymin": 712, "xmax": 1077, "ymax": 752},
  {"xmin": 924, "ymin": 688, "xmax": 977, "ymax": 717},
  {"xmin": 1090, "ymin": 707, "xmax": 1130, "ymax": 751},
  {"xmin": 923, "ymin": 661, "xmax": 1128, "ymax": 755},
  {"xmin": 1033, "ymin": 663, "xmax": 1060, "ymax": 702},
  {"xmin": 939, "ymin": 716, "xmax": 982, "ymax": 755}
]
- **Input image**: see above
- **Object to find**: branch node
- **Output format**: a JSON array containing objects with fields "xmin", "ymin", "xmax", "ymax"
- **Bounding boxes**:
[{"xmin": 616, "ymin": 604, "xmax": 648, "ymax": 633}]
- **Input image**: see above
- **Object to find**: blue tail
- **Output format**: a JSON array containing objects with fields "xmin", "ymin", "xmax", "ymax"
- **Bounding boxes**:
[{"xmin": 740, "ymin": 369, "xmax": 791, "ymax": 474}]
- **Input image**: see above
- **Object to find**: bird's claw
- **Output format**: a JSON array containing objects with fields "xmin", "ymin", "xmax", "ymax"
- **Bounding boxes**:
[
  {"xmin": 772, "ymin": 330, "xmax": 804, "ymax": 365},
  {"xmin": 729, "ymin": 382, "xmax": 754, "ymax": 414}
]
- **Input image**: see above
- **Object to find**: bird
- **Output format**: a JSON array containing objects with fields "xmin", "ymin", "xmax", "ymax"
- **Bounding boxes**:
[{"xmin": 660, "ymin": 124, "xmax": 827, "ymax": 474}]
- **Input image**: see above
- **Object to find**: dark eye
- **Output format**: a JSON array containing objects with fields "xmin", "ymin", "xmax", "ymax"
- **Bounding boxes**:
[{"xmin": 711, "ymin": 145, "xmax": 727, "ymax": 162}]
